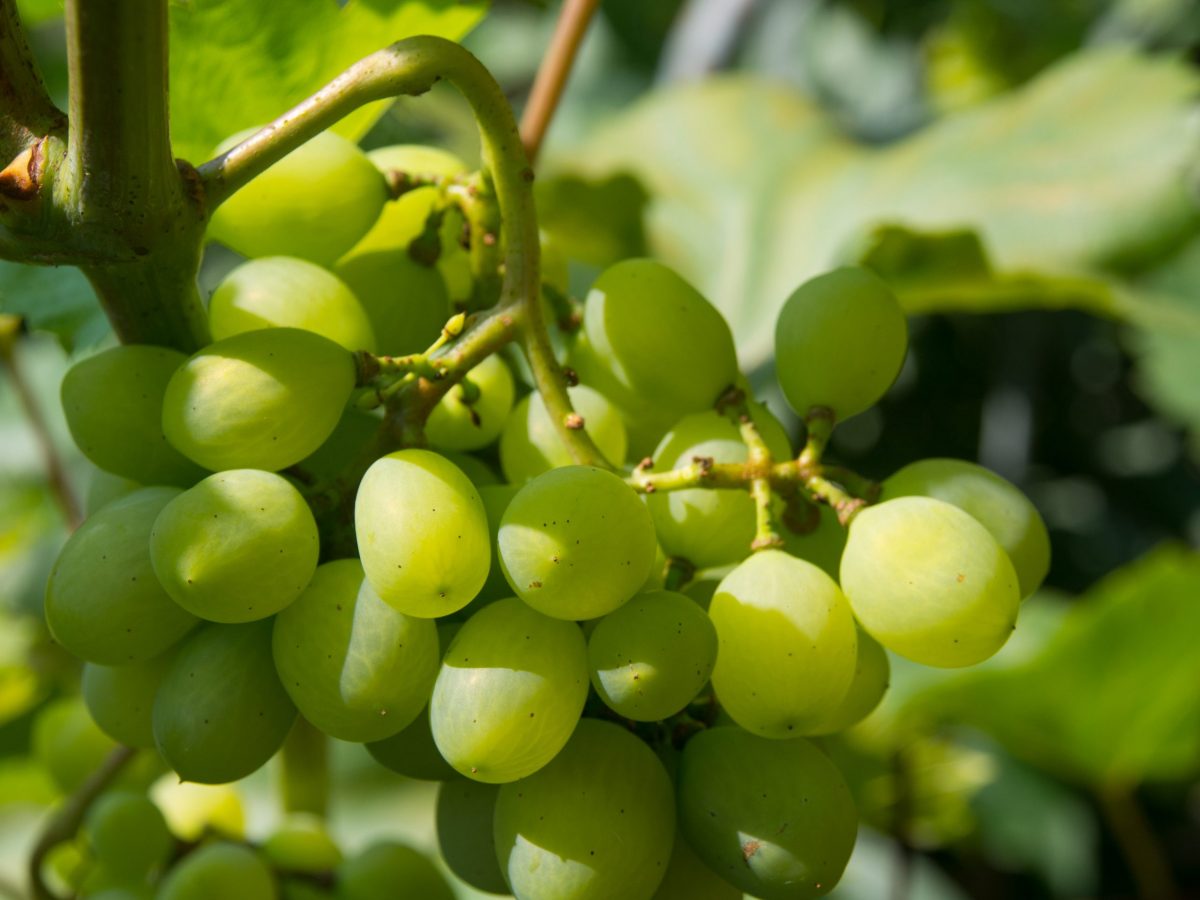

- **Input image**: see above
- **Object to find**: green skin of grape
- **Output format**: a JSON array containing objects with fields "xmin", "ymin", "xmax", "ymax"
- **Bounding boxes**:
[
  {"xmin": 781, "ymin": 503, "xmax": 847, "ymax": 580},
  {"xmin": 807, "ymin": 628, "xmax": 890, "ymax": 735},
  {"xmin": 33, "ymin": 698, "xmax": 163, "ymax": 794},
  {"xmin": 678, "ymin": 729, "xmax": 857, "ymax": 900},
  {"xmin": 209, "ymin": 256, "xmax": 377, "ymax": 353},
  {"xmin": 475, "ymin": 483, "xmax": 522, "ymax": 607},
  {"xmin": 366, "ymin": 144, "xmax": 467, "ymax": 180},
  {"xmin": 208, "ymin": 129, "xmax": 386, "ymax": 267},
  {"xmin": 882, "ymin": 457, "xmax": 1051, "ymax": 598},
  {"xmin": 82, "ymin": 652, "xmax": 175, "ymax": 748},
  {"xmin": 494, "ymin": 718, "xmax": 676, "ymax": 900},
  {"xmin": 61, "ymin": 345, "xmax": 207, "ymax": 487},
  {"xmin": 430, "ymin": 597, "xmax": 588, "ymax": 783},
  {"xmin": 45, "ymin": 487, "xmax": 199, "ymax": 665},
  {"xmin": 499, "ymin": 466, "xmax": 657, "ymax": 620},
  {"xmin": 337, "ymin": 843, "xmax": 455, "ymax": 900},
  {"xmin": 162, "ymin": 327, "xmax": 356, "ymax": 473},
  {"xmin": 774, "ymin": 266, "xmax": 908, "ymax": 421},
  {"xmin": 157, "ymin": 843, "xmax": 276, "ymax": 900},
  {"xmin": 587, "ymin": 590, "xmax": 718, "ymax": 722},
  {"xmin": 436, "ymin": 779, "xmax": 509, "ymax": 894},
  {"xmin": 262, "ymin": 814, "xmax": 343, "ymax": 874},
  {"xmin": 153, "ymin": 620, "xmax": 297, "ymax": 784},
  {"xmin": 426, "ymin": 354, "xmax": 516, "ymax": 452},
  {"xmin": 499, "ymin": 384, "xmax": 628, "ymax": 483},
  {"xmin": 82, "ymin": 791, "xmax": 172, "ymax": 880},
  {"xmin": 355, "ymin": 449, "xmax": 491, "ymax": 617},
  {"xmin": 85, "ymin": 468, "xmax": 141, "ymax": 516},
  {"xmin": 272, "ymin": 559, "xmax": 439, "ymax": 742},
  {"xmin": 294, "ymin": 407, "xmax": 381, "ymax": 484},
  {"xmin": 651, "ymin": 833, "xmax": 742, "ymax": 900},
  {"xmin": 366, "ymin": 705, "xmax": 459, "ymax": 782},
  {"xmin": 840, "ymin": 496, "xmax": 1021, "ymax": 667},
  {"xmin": 150, "ymin": 469, "xmax": 319, "ymax": 623},
  {"xmin": 709, "ymin": 550, "xmax": 858, "ymax": 737}
]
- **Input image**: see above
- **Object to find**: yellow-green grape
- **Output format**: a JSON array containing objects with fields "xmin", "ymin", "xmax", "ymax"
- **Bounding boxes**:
[
  {"xmin": 82, "ymin": 652, "xmax": 175, "ymax": 748},
  {"xmin": 499, "ymin": 466, "xmax": 657, "ymax": 620},
  {"xmin": 367, "ymin": 144, "xmax": 467, "ymax": 179},
  {"xmin": 652, "ymin": 833, "xmax": 741, "ymax": 900},
  {"xmin": 436, "ymin": 780, "xmax": 508, "ymax": 894},
  {"xmin": 430, "ymin": 598, "xmax": 588, "ymax": 783},
  {"xmin": 841, "ymin": 496, "xmax": 1020, "ymax": 667},
  {"xmin": 588, "ymin": 590, "xmax": 718, "ymax": 721},
  {"xmin": 150, "ymin": 470, "xmax": 318, "ymax": 623},
  {"xmin": 82, "ymin": 791, "xmax": 172, "ymax": 880},
  {"xmin": 774, "ymin": 267, "xmax": 907, "ymax": 421},
  {"xmin": 62, "ymin": 346, "xmax": 206, "ymax": 486},
  {"xmin": 781, "ymin": 503, "xmax": 847, "ymax": 579},
  {"xmin": 208, "ymin": 257, "xmax": 376, "ymax": 352},
  {"xmin": 440, "ymin": 451, "xmax": 501, "ymax": 488},
  {"xmin": 678, "ymin": 729, "xmax": 856, "ymax": 900},
  {"xmin": 150, "ymin": 779, "xmax": 244, "ymax": 841},
  {"xmin": 162, "ymin": 328, "xmax": 356, "ymax": 472},
  {"xmin": 809, "ymin": 629, "xmax": 890, "ymax": 735},
  {"xmin": 153, "ymin": 621, "xmax": 297, "ymax": 784},
  {"xmin": 295, "ymin": 407, "xmax": 380, "ymax": 484},
  {"xmin": 426, "ymin": 355, "xmax": 515, "ymax": 451},
  {"xmin": 709, "ymin": 550, "xmax": 857, "ymax": 737},
  {"xmin": 499, "ymin": 384, "xmax": 627, "ymax": 483},
  {"xmin": 157, "ymin": 842, "xmax": 276, "ymax": 900},
  {"xmin": 273, "ymin": 559, "xmax": 439, "ymax": 742},
  {"xmin": 355, "ymin": 449, "xmax": 490, "ymax": 617},
  {"xmin": 84, "ymin": 468, "xmax": 141, "ymax": 515},
  {"xmin": 45, "ymin": 487, "xmax": 198, "ymax": 665},
  {"xmin": 208, "ymin": 129, "xmax": 386, "ymax": 266},
  {"xmin": 883, "ymin": 457, "xmax": 1050, "ymax": 598},
  {"xmin": 682, "ymin": 578, "xmax": 719, "ymax": 611},
  {"xmin": 262, "ymin": 814, "xmax": 342, "ymax": 874},
  {"xmin": 494, "ymin": 718, "xmax": 675, "ymax": 900},
  {"xmin": 365, "ymin": 706, "xmax": 458, "ymax": 782},
  {"xmin": 337, "ymin": 843, "xmax": 455, "ymax": 900}
]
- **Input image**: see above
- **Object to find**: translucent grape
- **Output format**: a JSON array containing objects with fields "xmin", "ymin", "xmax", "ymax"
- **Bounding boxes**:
[
  {"xmin": 436, "ymin": 779, "xmax": 508, "ymax": 894},
  {"xmin": 157, "ymin": 842, "xmax": 276, "ymax": 900},
  {"xmin": 82, "ymin": 652, "xmax": 175, "ymax": 748},
  {"xmin": 162, "ymin": 327, "xmax": 356, "ymax": 472},
  {"xmin": 709, "ymin": 550, "xmax": 857, "ymax": 737},
  {"xmin": 499, "ymin": 384, "xmax": 627, "ymax": 483},
  {"xmin": 426, "ymin": 355, "xmax": 515, "ymax": 451},
  {"xmin": 840, "ymin": 496, "xmax": 1020, "ymax": 667},
  {"xmin": 337, "ymin": 843, "xmax": 455, "ymax": 900},
  {"xmin": 652, "ymin": 833, "xmax": 741, "ymax": 900},
  {"xmin": 262, "ymin": 814, "xmax": 342, "ymax": 874},
  {"xmin": 82, "ymin": 791, "xmax": 172, "ymax": 879},
  {"xmin": 809, "ymin": 629, "xmax": 890, "ymax": 735}
]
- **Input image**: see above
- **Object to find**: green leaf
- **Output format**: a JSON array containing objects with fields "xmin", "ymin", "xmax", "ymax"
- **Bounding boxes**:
[{"xmin": 0, "ymin": 263, "xmax": 108, "ymax": 350}]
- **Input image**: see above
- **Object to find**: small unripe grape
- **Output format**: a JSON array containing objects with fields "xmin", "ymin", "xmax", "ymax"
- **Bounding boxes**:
[
  {"xmin": 157, "ymin": 842, "xmax": 276, "ymax": 900},
  {"xmin": 262, "ymin": 814, "xmax": 342, "ymax": 874},
  {"xmin": 499, "ymin": 384, "xmax": 627, "ymax": 482},
  {"xmin": 337, "ymin": 843, "xmax": 455, "ymax": 900},
  {"xmin": 426, "ymin": 354, "xmax": 515, "ymax": 451},
  {"xmin": 82, "ymin": 791, "xmax": 172, "ymax": 879},
  {"xmin": 82, "ymin": 652, "xmax": 175, "ymax": 748}
]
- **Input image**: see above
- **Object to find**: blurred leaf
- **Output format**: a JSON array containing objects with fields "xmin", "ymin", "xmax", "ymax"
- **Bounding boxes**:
[
  {"xmin": 600, "ymin": 0, "xmax": 685, "ymax": 70},
  {"xmin": 15, "ymin": 0, "xmax": 63, "ymax": 26},
  {"xmin": 0, "ymin": 263, "xmax": 107, "ymax": 350},
  {"xmin": 0, "ymin": 756, "xmax": 55, "ymax": 806},
  {"xmin": 535, "ymin": 173, "xmax": 648, "ymax": 266}
]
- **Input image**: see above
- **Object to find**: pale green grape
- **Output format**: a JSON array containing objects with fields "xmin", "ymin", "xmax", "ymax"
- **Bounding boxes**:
[
  {"xmin": 436, "ymin": 779, "xmax": 508, "ymax": 894},
  {"xmin": 365, "ymin": 705, "xmax": 458, "ymax": 782},
  {"xmin": 153, "ymin": 621, "xmax": 297, "ymax": 783},
  {"xmin": 262, "ymin": 814, "xmax": 342, "ymax": 874},
  {"xmin": 588, "ymin": 590, "xmax": 717, "ymax": 721},
  {"xmin": 430, "ymin": 597, "xmax": 587, "ymax": 782},
  {"xmin": 157, "ymin": 842, "xmax": 276, "ymax": 900},
  {"xmin": 841, "ymin": 496, "xmax": 1020, "ymax": 666},
  {"xmin": 209, "ymin": 129, "xmax": 386, "ymax": 266},
  {"xmin": 273, "ymin": 559, "xmax": 439, "ymax": 741},
  {"xmin": 209, "ymin": 257, "xmax": 376, "ymax": 352},
  {"xmin": 84, "ymin": 468, "xmax": 141, "ymax": 515},
  {"xmin": 709, "ymin": 550, "xmax": 857, "ymax": 737},
  {"xmin": 678, "ymin": 728, "xmax": 856, "ymax": 900},
  {"xmin": 809, "ymin": 629, "xmax": 889, "ymax": 735},
  {"xmin": 337, "ymin": 843, "xmax": 454, "ymax": 900},
  {"xmin": 45, "ymin": 487, "xmax": 198, "ymax": 665},
  {"xmin": 494, "ymin": 718, "xmax": 675, "ymax": 900},
  {"xmin": 150, "ymin": 469, "xmax": 318, "ymax": 623},
  {"xmin": 426, "ymin": 355, "xmax": 515, "ymax": 451},
  {"xmin": 499, "ymin": 384, "xmax": 627, "ymax": 483},
  {"xmin": 499, "ymin": 466, "xmax": 656, "ymax": 620},
  {"xmin": 774, "ymin": 267, "xmax": 907, "ymax": 421},
  {"xmin": 367, "ymin": 144, "xmax": 467, "ymax": 180},
  {"xmin": 355, "ymin": 449, "xmax": 490, "ymax": 617},
  {"xmin": 781, "ymin": 502, "xmax": 847, "ymax": 579},
  {"xmin": 652, "ymin": 833, "xmax": 741, "ymax": 900},
  {"xmin": 294, "ymin": 407, "xmax": 380, "ymax": 484},
  {"xmin": 162, "ymin": 328, "xmax": 356, "ymax": 472},
  {"xmin": 82, "ymin": 791, "xmax": 171, "ymax": 879},
  {"xmin": 62, "ymin": 346, "xmax": 206, "ymax": 486},
  {"xmin": 883, "ymin": 458, "xmax": 1050, "ymax": 598},
  {"xmin": 82, "ymin": 652, "xmax": 175, "ymax": 748}
]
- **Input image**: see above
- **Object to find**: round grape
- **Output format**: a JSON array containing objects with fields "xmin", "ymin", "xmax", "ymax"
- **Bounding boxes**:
[
  {"xmin": 82, "ymin": 652, "xmax": 175, "ymax": 748},
  {"xmin": 436, "ymin": 779, "xmax": 508, "ymax": 894},
  {"xmin": 808, "ymin": 628, "xmax": 890, "ymax": 735},
  {"xmin": 157, "ymin": 842, "xmax": 276, "ymax": 900},
  {"xmin": 82, "ymin": 791, "xmax": 172, "ymax": 879},
  {"xmin": 499, "ymin": 384, "xmax": 627, "ymax": 482},
  {"xmin": 426, "ymin": 355, "xmax": 515, "ymax": 452},
  {"xmin": 337, "ymin": 843, "xmax": 454, "ymax": 900},
  {"xmin": 262, "ymin": 813, "xmax": 342, "ymax": 874}
]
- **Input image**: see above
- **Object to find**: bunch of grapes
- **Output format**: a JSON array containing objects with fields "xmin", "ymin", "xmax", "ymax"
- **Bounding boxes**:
[{"xmin": 42, "ymin": 127, "xmax": 1049, "ymax": 900}]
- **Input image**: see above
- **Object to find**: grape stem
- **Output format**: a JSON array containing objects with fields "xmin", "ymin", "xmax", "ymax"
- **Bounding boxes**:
[{"xmin": 718, "ymin": 386, "xmax": 785, "ymax": 550}]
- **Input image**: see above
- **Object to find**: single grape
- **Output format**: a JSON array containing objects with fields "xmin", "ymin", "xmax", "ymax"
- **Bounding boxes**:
[
  {"xmin": 367, "ymin": 144, "xmax": 467, "ymax": 181},
  {"xmin": 150, "ymin": 779, "xmax": 245, "ymax": 841},
  {"xmin": 84, "ymin": 468, "xmax": 141, "ymax": 515},
  {"xmin": 681, "ymin": 578, "xmax": 719, "ymax": 611},
  {"xmin": 45, "ymin": 487, "xmax": 198, "ymax": 665},
  {"xmin": 294, "ymin": 407, "xmax": 380, "ymax": 484},
  {"xmin": 809, "ymin": 629, "xmax": 890, "ymax": 735},
  {"xmin": 499, "ymin": 466, "xmax": 656, "ymax": 620},
  {"xmin": 273, "ymin": 559, "xmax": 439, "ymax": 742},
  {"xmin": 82, "ymin": 791, "xmax": 172, "ymax": 879},
  {"xmin": 588, "ymin": 590, "xmax": 718, "ymax": 721},
  {"xmin": 62, "ymin": 345, "xmax": 206, "ymax": 486},
  {"xmin": 841, "ymin": 496, "xmax": 1021, "ymax": 667},
  {"xmin": 436, "ymin": 779, "xmax": 508, "ymax": 894},
  {"xmin": 157, "ymin": 842, "xmax": 276, "ymax": 900},
  {"xmin": 162, "ymin": 327, "xmax": 356, "ymax": 472},
  {"xmin": 355, "ymin": 449, "xmax": 490, "ymax": 617},
  {"xmin": 678, "ymin": 728, "xmax": 856, "ymax": 899},
  {"xmin": 32, "ymin": 698, "xmax": 119, "ymax": 793},
  {"xmin": 426, "ymin": 355, "xmax": 515, "ymax": 451},
  {"xmin": 494, "ymin": 718, "xmax": 675, "ymax": 900},
  {"xmin": 652, "ymin": 833, "xmax": 741, "ymax": 900},
  {"xmin": 441, "ymin": 451, "xmax": 501, "ymax": 488},
  {"xmin": 430, "ymin": 597, "xmax": 588, "ymax": 783},
  {"xmin": 774, "ymin": 267, "xmax": 907, "ymax": 421},
  {"xmin": 365, "ymin": 705, "xmax": 458, "ymax": 782},
  {"xmin": 82, "ymin": 652, "xmax": 175, "ymax": 748},
  {"xmin": 336, "ymin": 842, "xmax": 455, "ymax": 900},
  {"xmin": 499, "ymin": 384, "xmax": 627, "ymax": 482},
  {"xmin": 153, "ymin": 620, "xmax": 297, "ymax": 784},
  {"xmin": 262, "ymin": 813, "xmax": 342, "ymax": 874},
  {"xmin": 709, "ymin": 550, "xmax": 857, "ymax": 737},
  {"xmin": 780, "ymin": 502, "xmax": 847, "ymax": 579}
]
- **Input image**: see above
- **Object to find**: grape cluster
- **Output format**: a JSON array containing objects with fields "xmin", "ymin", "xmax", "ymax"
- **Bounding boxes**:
[{"xmin": 44, "ymin": 131, "xmax": 1049, "ymax": 900}]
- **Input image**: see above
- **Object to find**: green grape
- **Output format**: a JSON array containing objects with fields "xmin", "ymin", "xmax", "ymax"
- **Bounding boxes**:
[
  {"xmin": 82, "ymin": 652, "xmax": 175, "ymax": 748},
  {"xmin": 85, "ymin": 888, "xmax": 153, "ymax": 900},
  {"xmin": 281, "ymin": 881, "xmax": 335, "ymax": 900},
  {"xmin": 336, "ymin": 842, "xmax": 455, "ymax": 900},
  {"xmin": 150, "ymin": 470, "xmax": 318, "ymax": 623},
  {"xmin": 430, "ymin": 597, "xmax": 588, "ymax": 783},
  {"xmin": 840, "ymin": 496, "xmax": 1020, "ymax": 667},
  {"xmin": 883, "ymin": 457, "xmax": 1050, "ymax": 598},
  {"xmin": 208, "ymin": 257, "xmax": 376, "ymax": 352},
  {"xmin": 587, "ymin": 590, "xmax": 718, "ymax": 721},
  {"xmin": 162, "ymin": 327, "xmax": 356, "ymax": 472},
  {"xmin": 494, "ymin": 718, "xmax": 675, "ymax": 900},
  {"xmin": 468, "ymin": 483, "xmax": 523, "ymax": 610},
  {"xmin": 436, "ymin": 779, "xmax": 508, "ymax": 894},
  {"xmin": 499, "ymin": 384, "xmax": 627, "ymax": 482},
  {"xmin": 82, "ymin": 791, "xmax": 172, "ymax": 879},
  {"xmin": 273, "ymin": 559, "xmax": 439, "ymax": 742},
  {"xmin": 646, "ymin": 404, "xmax": 792, "ymax": 569},
  {"xmin": 262, "ymin": 814, "xmax": 342, "ymax": 874},
  {"xmin": 150, "ymin": 780, "xmax": 245, "ymax": 841},
  {"xmin": 157, "ymin": 842, "xmax": 276, "ymax": 900},
  {"xmin": 678, "ymin": 729, "xmax": 856, "ymax": 900},
  {"xmin": 774, "ymin": 267, "xmax": 907, "ymax": 421},
  {"xmin": 652, "ymin": 833, "xmax": 741, "ymax": 900},
  {"xmin": 355, "ymin": 449, "xmax": 490, "ymax": 617},
  {"xmin": 62, "ymin": 345, "xmax": 206, "ymax": 486},
  {"xmin": 681, "ymin": 578, "xmax": 719, "ymax": 611},
  {"xmin": 45, "ymin": 487, "xmax": 198, "ymax": 665},
  {"xmin": 365, "ymin": 705, "xmax": 458, "ymax": 782},
  {"xmin": 498, "ymin": 466, "xmax": 656, "ymax": 620},
  {"xmin": 153, "ymin": 621, "xmax": 297, "ymax": 783},
  {"xmin": 780, "ymin": 502, "xmax": 847, "ymax": 579},
  {"xmin": 367, "ymin": 144, "xmax": 467, "ymax": 180},
  {"xmin": 208, "ymin": 129, "xmax": 386, "ymax": 266},
  {"xmin": 293, "ymin": 407, "xmax": 381, "ymax": 484},
  {"xmin": 809, "ymin": 629, "xmax": 890, "ymax": 735},
  {"xmin": 426, "ymin": 355, "xmax": 515, "ymax": 452},
  {"xmin": 33, "ymin": 697, "xmax": 120, "ymax": 793},
  {"xmin": 709, "ymin": 550, "xmax": 857, "ymax": 737},
  {"xmin": 442, "ymin": 451, "xmax": 501, "ymax": 487},
  {"xmin": 84, "ymin": 468, "xmax": 141, "ymax": 515}
]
